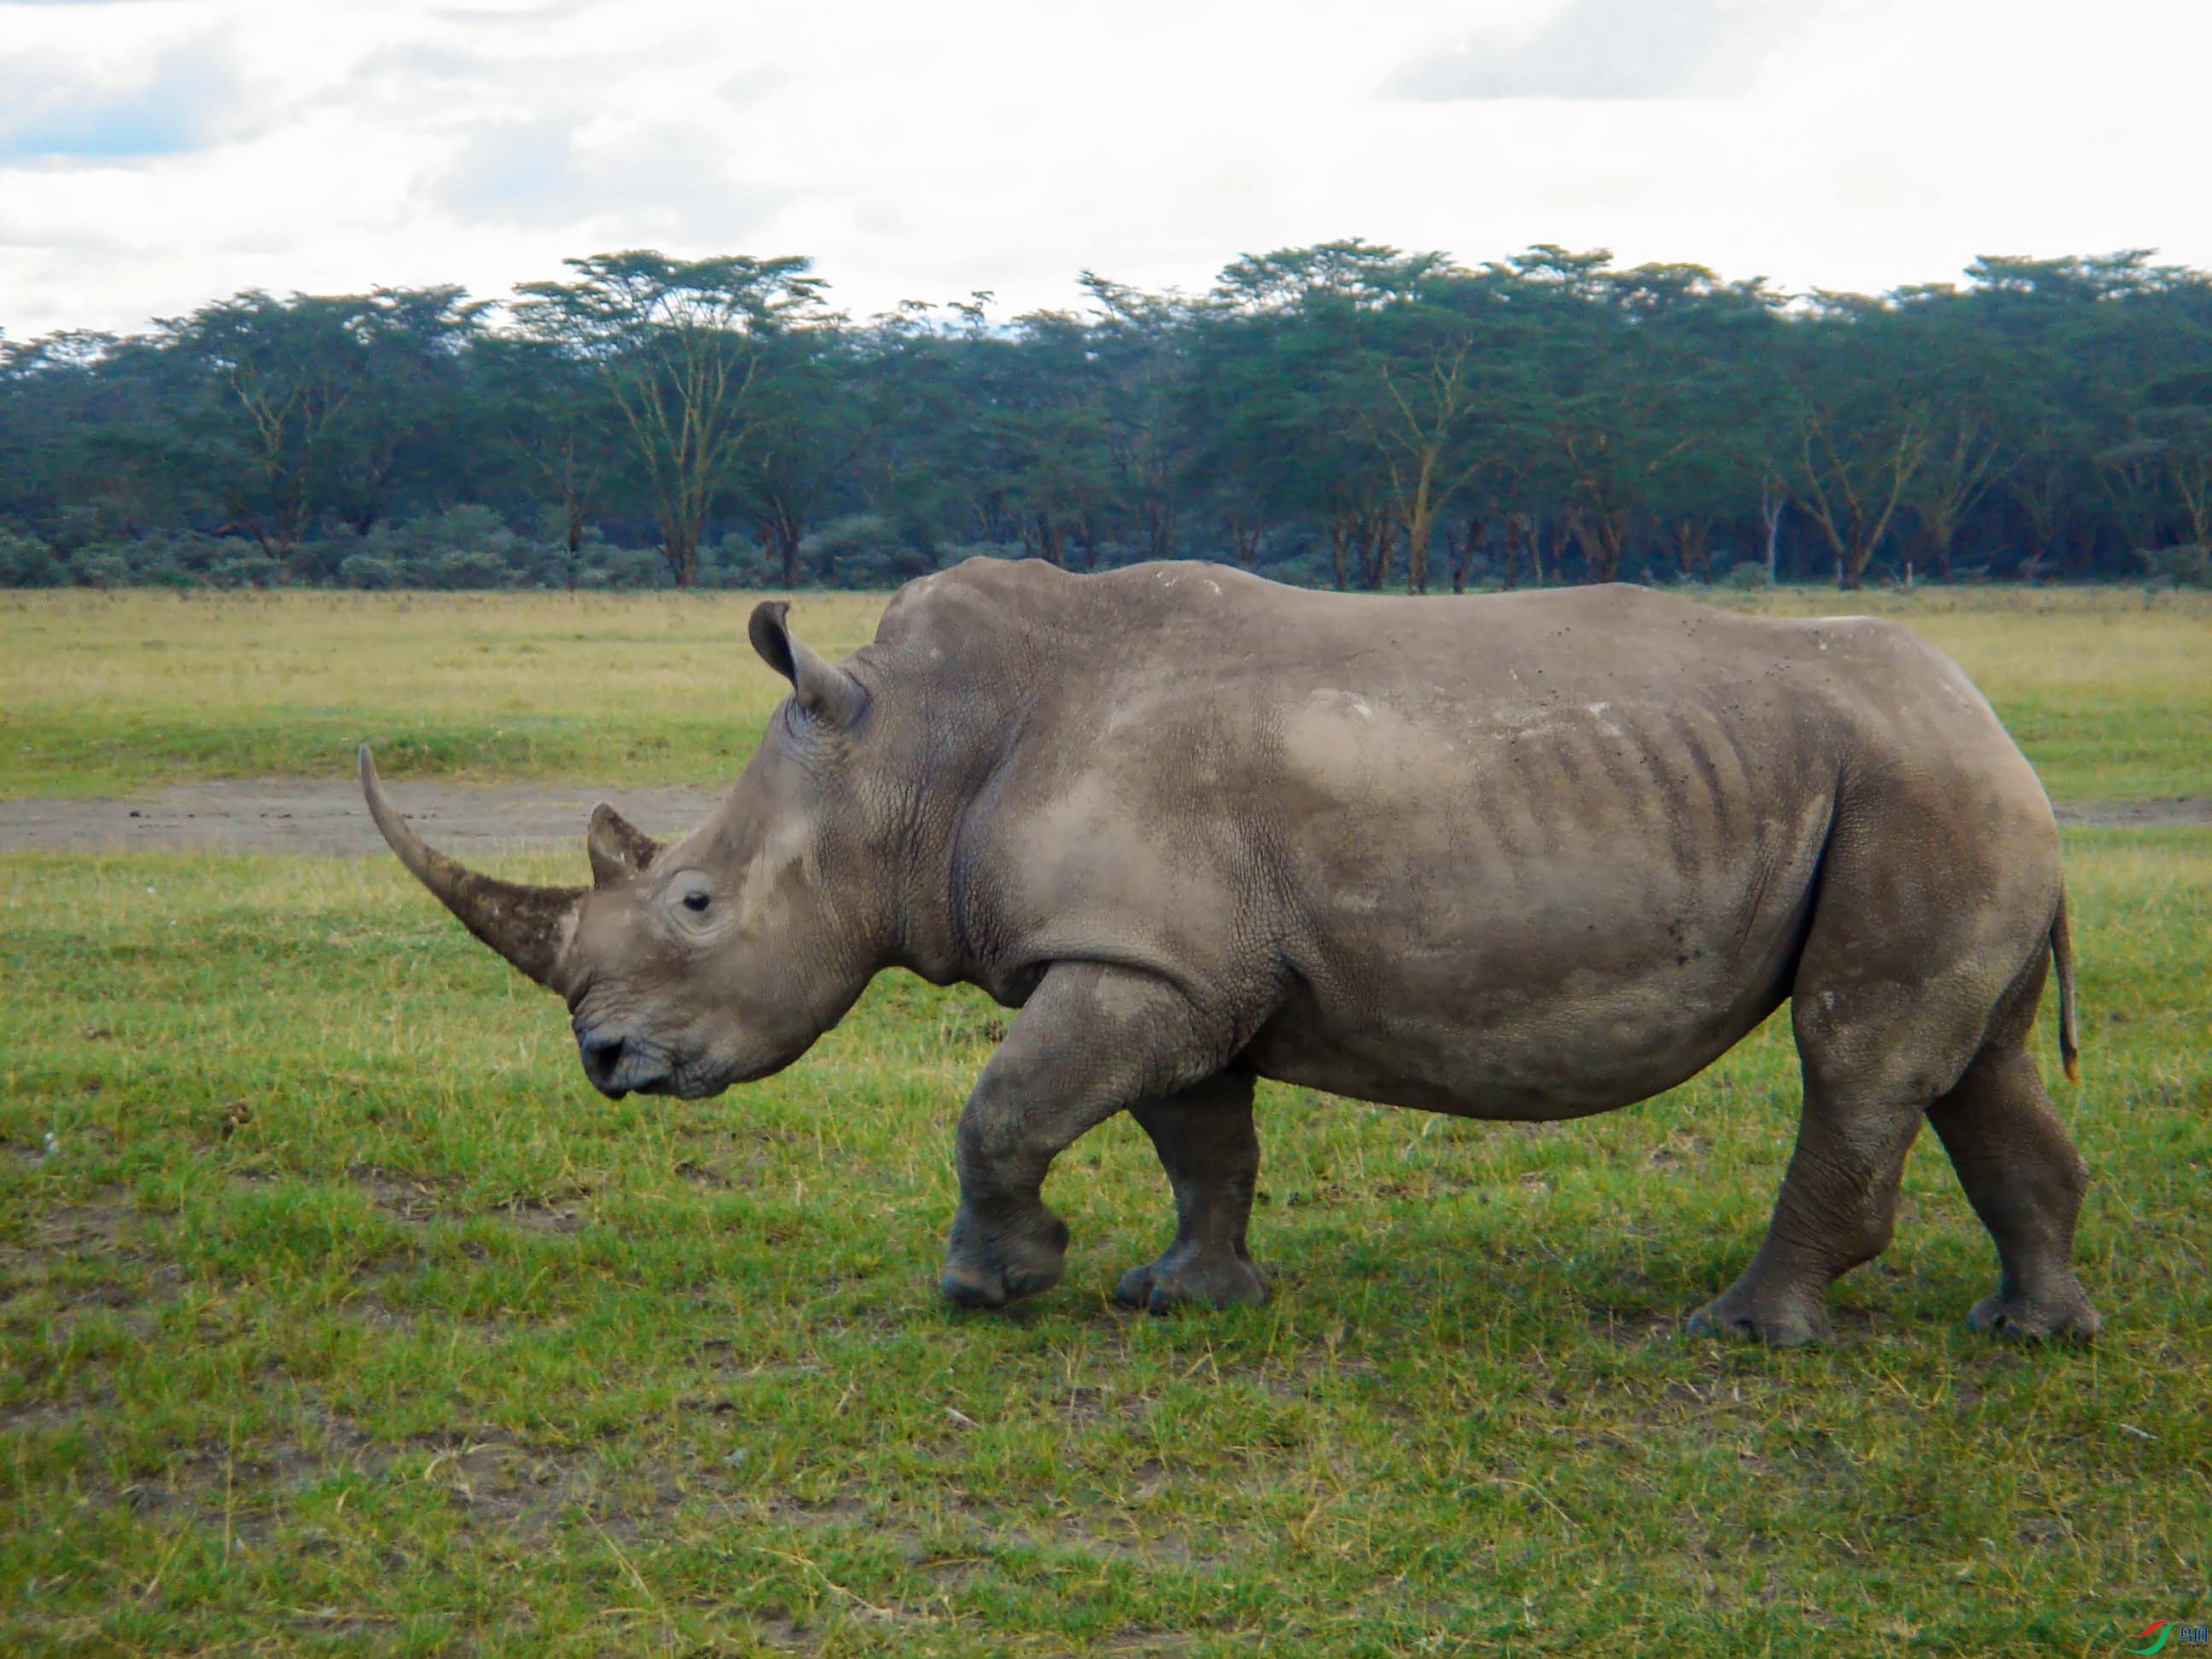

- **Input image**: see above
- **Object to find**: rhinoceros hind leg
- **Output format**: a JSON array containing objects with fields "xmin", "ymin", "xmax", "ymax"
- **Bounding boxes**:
[
  {"xmin": 1927, "ymin": 1014, "xmax": 2098, "ymax": 1343},
  {"xmin": 1114, "ymin": 1253, "xmax": 1268, "ymax": 1313},
  {"xmin": 1688, "ymin": 1057, "xmax": 1931, "ymax": 1347},
  {"xmin": 1114, "ymin": 1073, "xmax": 1270, "ymax": 1313},
  {"xmin": 1694, "ymin": 794, "xmax": 2077, "ymax": 1346},
  {"xmin": 1691, "ymin": 948, "xmax": 1999, "ymax": 1344}
]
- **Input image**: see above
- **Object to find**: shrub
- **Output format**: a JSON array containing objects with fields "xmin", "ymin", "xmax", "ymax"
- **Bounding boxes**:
[
  {"xmin": 429, "ymin": 547, "xmax": 514, "ymax": 590},
  {"xmin": 1720, "ymin": 560, "xmax": 1773, "ymax": 590},
  {"xmin": 201, "ymin": 547, "xmax": 279, "ymax": 589},
  {"xmin": 590, "ymin": 547, "xmax": 667, "ymax": 590},
  {"xmin": 339, "ymin": 553, "xmax": 405, "ymax": 591},
  {"xmin": 2139, "ymin": 544, "xmax": 2212, "ymax": 588},
  {"xmin": 361, "ymin": 504, "xmax": 529, "ymax": 587},
  {"xmin": 806, "ymin": 515, "xmax": 937, "ymax": 587},
  {"xmin": 70, "ymin": 549, "xmax": 133, "ymax": 589},
  {"xmin": 701, "ymin": 533, "xmax": 777, "ymax": 589},
  {"xmin": 285, "ymin": 538, "xmax": 357, "ymax": 585},
  {"xmin": 0, "ymin": 527, "xmax": 64, "ymax": 586},
  {"xmin": 530, "ymin": 522, "xmax": 619, "ymax": 591}
]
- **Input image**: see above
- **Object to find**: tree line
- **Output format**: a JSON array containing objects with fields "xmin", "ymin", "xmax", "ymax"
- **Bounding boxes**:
[{"xmin": 3, "ymin": 242, "xmax": 2210, "ymax": 592}]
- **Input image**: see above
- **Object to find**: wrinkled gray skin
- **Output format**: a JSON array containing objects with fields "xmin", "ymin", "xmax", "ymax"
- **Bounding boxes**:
[{"xmin": 361, "ymin": 557, "xmax": 2099, "ymax": 1345}]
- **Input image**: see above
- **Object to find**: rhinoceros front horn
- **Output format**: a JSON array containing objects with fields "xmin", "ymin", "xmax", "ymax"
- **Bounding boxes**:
[{"xmin": 357, "ymin": 744, "xmax": 583, "ymax": 993}]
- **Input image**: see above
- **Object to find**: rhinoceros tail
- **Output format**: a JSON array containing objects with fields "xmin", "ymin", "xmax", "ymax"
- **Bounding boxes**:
[{"xmin": 2052, "ymin": 888, "xmax": 2081, "ymax": 1084}]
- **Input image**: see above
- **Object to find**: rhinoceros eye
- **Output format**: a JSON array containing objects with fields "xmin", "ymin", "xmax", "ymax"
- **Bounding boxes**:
[{"xmin": 666, "ymin": 870, "xmax": 716, "ymax": 927}]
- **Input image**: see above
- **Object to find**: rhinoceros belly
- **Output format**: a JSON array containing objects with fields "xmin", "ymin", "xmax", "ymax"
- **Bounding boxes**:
[{"xmin": 1239, "ymin": 686, "xmax": 1833, "ymax": 1120}]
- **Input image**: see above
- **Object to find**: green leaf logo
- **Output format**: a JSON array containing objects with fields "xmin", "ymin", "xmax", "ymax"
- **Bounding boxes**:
[{"xmin": 2128, "ymin": 1621, "xmax": 2173, "ymax": 1655}]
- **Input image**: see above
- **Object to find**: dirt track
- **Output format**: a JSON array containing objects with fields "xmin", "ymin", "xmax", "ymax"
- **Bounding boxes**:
[
  {"xmin": 0, "ymin": 778, "xmax": 2206, "ymax": 856},
  {"xmin": 0, "ymin": 779, "xmax": 723, "ymax": 856}
]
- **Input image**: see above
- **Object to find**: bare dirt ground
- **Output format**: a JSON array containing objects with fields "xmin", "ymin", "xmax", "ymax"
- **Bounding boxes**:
[
  {"xmin": 1, "ymin": 778, "xmax": 2206, "ymax": 855},
  {"xmin": 0, "ymin": 779, "xmax": 723, "ymax": 855}
]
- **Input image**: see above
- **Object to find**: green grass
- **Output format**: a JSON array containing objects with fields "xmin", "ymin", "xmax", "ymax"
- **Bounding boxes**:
[
  {"xmin": 3, "ymin": 585, "xmax": 2207, "ymax": 801},
  {"xmin": 3, "ymin": 830, "xmax": 2207, "ymax": 1655},
  {"xmin": 0, "ymin": 590, "xmax": 888, "ymax": 800}
]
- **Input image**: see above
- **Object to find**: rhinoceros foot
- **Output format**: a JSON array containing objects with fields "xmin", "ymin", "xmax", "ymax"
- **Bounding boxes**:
[
  {"xmin": 1685, "ymin": 1284, "xmax": 1833, "ymax": 1348},
  {"xmin": 940, "ymin": 1206, "xmax": 1069, "ymax": 1309},
  {"xmin": 1114, "ymin": 1248, "xmax": 1269, "ymax": 1314},
  {"xmin": 1964, "ymin": 1284, "xmax": 2100, "ymax": 1343}
]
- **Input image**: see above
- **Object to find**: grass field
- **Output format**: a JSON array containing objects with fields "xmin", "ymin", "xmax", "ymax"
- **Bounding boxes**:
[
  {"xmin": 3, "ymin": 582, "xmax": 2209, "ymax": 1656},
  {"xmin": 3, "ymin": 583, "xmax": 2209, "ymax": 801}
]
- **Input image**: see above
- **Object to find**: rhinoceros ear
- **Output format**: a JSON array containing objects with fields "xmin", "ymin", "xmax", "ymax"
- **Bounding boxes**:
[
  {"xmin": 587, "ymin": 802, "xmax": 663, "ymax": 889},
  {"xmin": 748, "ymin": 600, "xmax": 869, "ymax": 728}
]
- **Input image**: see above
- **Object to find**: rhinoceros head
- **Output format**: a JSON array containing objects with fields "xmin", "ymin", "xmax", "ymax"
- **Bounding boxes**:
[{"xmin": 361, "ymin": 601, "xmax": 889, "ymax": 1100}]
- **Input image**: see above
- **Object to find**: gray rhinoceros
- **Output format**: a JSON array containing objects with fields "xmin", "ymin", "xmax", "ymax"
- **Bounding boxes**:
[{"xmin": 360, "ymin": 557, "xmax": 2098, "ymax": 1345}]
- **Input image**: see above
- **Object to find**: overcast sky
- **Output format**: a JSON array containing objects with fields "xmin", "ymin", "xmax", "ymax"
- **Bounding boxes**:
[{"xmin": 3, "ymin": 0, "xmax": 2205, "ymax": 338}]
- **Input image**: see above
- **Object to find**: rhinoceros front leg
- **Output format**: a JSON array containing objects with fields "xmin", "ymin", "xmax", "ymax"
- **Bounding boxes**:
[
  {"xmin": 940, "ymin": 962, "xmax": 1227, "ymax": 1310},
  {"xmin": 1115, "ymin": 1072, "xmax": 1269, "ymax": 1313}
]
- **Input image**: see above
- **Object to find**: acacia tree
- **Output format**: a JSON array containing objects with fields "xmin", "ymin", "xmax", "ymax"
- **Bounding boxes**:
[
  {"xmin": 0, "ymin": 330, "xmax": 200, "ymax": 538},
  {"xmin": 339, "ymin": 288, "xmax": 490, "ymax": 533},
  {"xmin": 157, "ymin": 293, "xmax": 370, "ymax": 562},
  {"xmin": 844, "ymin": 300, "xmax": 987, "ymax": 555},
  {"xmin": 1781, "ymin": 297, "xmax": 1931, "ymax": 588},
  {"xmin": 473, "ymin": 335, "xmax": 617, "ymax": 582},
  {"xmin": 1196, "ymin": 242, "xmax": 1443, "ymax": 586},
  {"xmin": 1881, "ymin": 289, "xmax": 2021, "ymax": 580},
  {"xmin": 1620, "ymin": 266, "xmax": 1781, "ymax": 583},
  {"xmin": 1351, "ymin": 271, "xmax": 1512, "ymax": 594},
  {"xmin": 957, "ymin": 306, "xmax": 1119, "ymax": 568},
  {"xmin": 1183, "ymin": 286, "xmax": 1335, "ymax": 579},
  {"xmin": 514, "ymin": 251, "xmax": 830, "ymax": 586},
  {"xmin": 2101, "ymin": 402, "xmax": 2212, "ymax": 554},
  {"xmin": 2090, "ymin": 271, "xmax": 2212, "ymax": 557},
  {"xmin": 1075, "ymin": 274, "xmax": 1192, "ymax": 563},
  {"xmin": 1498, "ymin": 250, "xmax": 1700, "ymax": 584},
  {"xmin": 20, "ymin": 237, "xmax": 2212, "ymax": 592},
  {"xmin": 737, "ymin": 318, "xmax": 871, "ymax": 585}
]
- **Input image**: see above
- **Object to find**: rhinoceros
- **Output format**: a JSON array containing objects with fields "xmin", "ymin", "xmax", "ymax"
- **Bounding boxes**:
[{"xmin": 359, "ymin": 557, "xmax": 2098, "ymax": 1345}]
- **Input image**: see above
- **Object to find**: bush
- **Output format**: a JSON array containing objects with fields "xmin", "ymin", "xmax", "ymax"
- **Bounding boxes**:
[
  {"xmin": 70, "ymin": 550, "xmax": 135, "ymax": 588},
  {"xmin": 360, "ymin": 504, "xmax": 529, "ymax": 587},
  {"xmin": 589, "ymin": 546, "xmax": 667, "ymax": 590},
  {"xmin": 1720, "ymin": 560, "xmax": 1773, "ymax": 590},
  {"xmin": 339, "ymin": 553, "xmax": 405, "ymax": 590},
  {"xmin": 701, "ymin": 533, "xmax": 777, "ymax": 589},
  {"xmin": 201, "ymin": 547, "xmax": 279, "ymax": 589},
  {"xmin": 2139, "ymin": 544, "xmax": 2212, "ymax": 588},
  {"xmin": 285, "ymin": 538, "xmax": 357, "ymax": 585},
  {"xmin": 805, "ymin": 515, "xmax": 937, "ymax": 587},
  {"xmin": 532, "ymin": 521, "xmax": 620, "ymax": 591},
  {"xmin": 429, "ymin": 547, "xmax": 514, "ymax": 590},
  {"xmin": 128, "ymin": 531, "xmax": 276, "ymax": 587},
  {"xmin": 0, "ymin": 527, "xmax": 64, "ymax": 586}
]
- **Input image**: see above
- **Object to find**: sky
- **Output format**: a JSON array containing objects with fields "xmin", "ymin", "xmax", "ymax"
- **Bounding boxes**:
[{"xmin": 2, "ymin": 0, "xmax": 2207, "ymax": 339}]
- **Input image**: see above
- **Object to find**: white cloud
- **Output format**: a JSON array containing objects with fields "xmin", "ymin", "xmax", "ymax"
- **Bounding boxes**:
[
  {"xmin": 0, "ymin": 25, "xmax": 255, "ymax": 160},
  {"xmin": 1, "ymin": 0, "xmax": 2209, "ymax": 340},
  {"xmin": 1385, "ymin": 0, "xmax": 1811, "ymax": 102}
]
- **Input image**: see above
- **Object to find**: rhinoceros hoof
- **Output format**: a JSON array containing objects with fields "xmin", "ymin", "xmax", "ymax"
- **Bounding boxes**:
[
  {"xmin": 1113, "ymin": 1250, "xmax": 1269, "ymax": 1314},
  {"xmin": 940, "ymin": 1210, "xmax": 1068, "ymax": 1310},
  {"xmin": 1965, "ymin": 1289, "xmax": 2100, "ymax": 1344},
  {"xmin": 1686, "ymin": 1288, "xmax": 1831, "ymax": 1348}
]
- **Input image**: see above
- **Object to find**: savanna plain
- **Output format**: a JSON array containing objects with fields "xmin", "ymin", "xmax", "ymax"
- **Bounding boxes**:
[{"xmin": 2, "ymin": 584, "xmax": 2207, "ymax": 1656}]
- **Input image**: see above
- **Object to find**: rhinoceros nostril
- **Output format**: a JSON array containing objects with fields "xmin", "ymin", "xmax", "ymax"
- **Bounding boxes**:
[{"xmin": 579, "ymin": 1031, "xmax": 626, "ymax": 1085}]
